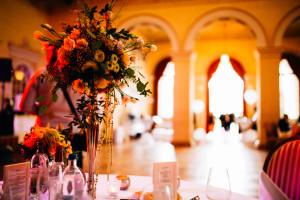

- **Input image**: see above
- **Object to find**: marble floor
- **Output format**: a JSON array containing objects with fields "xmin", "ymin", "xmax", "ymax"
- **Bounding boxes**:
[{"xmin": 83, "ymin": 132, "xmax": 268, "ymax": 199}]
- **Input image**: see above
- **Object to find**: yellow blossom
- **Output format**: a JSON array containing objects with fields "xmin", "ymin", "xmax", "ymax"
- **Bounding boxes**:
[
  {"xmin": 95, "ymin": 50, "xmax": 105, "ymax": 62},
  {"xmin": 105, "ymin": 61, "xmax": 114, "ymax": 70},
  {"xmin": 111, "ymin": 54, "xmax": 118, "ymax": 64},
  {"xmin": 113, "ymin": 63, "xmax": 120, "ymax": 73}
]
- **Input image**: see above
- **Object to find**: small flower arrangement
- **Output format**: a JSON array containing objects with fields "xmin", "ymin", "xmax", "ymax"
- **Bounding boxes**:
[{"xmin": 20, "ymin": 124, "xmax": 72, "ymax": 163}]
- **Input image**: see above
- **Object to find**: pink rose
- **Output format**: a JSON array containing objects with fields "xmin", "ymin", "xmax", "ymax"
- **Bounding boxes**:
[
  {"xmin": 63, "ymin": 37, "xmax": 75, "ymax": 51},
  {"xmin": 76, "ymin": 38, "xmax": 88, "ymax": 49},
  {"xmin": 137, "ymin": 36, "xmax": 144, "ymax": 46},
  {"xmin": 71, "ymin": 28, "xmax": 80, "ymax": 39}
]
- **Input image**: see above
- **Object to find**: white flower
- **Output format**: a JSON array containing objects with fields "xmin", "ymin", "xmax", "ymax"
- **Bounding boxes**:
[
  {"xmin": 150, "ymin": 45, "xmax": 157, "ymax": 52},
  {"xmin": 137, "ymin": 36, "xmax": 144, "ymax": 46}
]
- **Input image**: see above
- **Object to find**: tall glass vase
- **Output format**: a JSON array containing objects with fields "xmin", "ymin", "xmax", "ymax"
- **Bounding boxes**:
[{"xmin": 86, "ymin": 108, "xmax": 100, "ymax": 198}]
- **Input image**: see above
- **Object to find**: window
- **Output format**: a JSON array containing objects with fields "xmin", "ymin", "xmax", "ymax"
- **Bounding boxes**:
[
  {"xmin": 158, "ymin": 62, "xmax": 175, "ymax": 119},
  {"xmin": 279, "ymin": 59, "xmax": 299, "ymax": 120},
  {"xmin": 208, "ymin": 54, "xmax": 244, "ymax": 118}
]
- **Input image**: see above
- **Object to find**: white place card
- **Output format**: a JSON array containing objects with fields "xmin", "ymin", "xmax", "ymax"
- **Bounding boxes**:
[
  {"xmin": 3, "ymin": 162, "xmax": 30, "ymax": 200},
  {"xmin": 153, "ymin": 161, "xmax": 177, "ymax": 200}
]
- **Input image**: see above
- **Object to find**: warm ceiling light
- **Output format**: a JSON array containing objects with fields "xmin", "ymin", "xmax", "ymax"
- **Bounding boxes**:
[
  {"xmin": 244, "ymin": 89, "xmax": 258, "ymax": 105},
  {"xmin": 15, "ymin": 70, "xmax": 25, "ymax": 81}
]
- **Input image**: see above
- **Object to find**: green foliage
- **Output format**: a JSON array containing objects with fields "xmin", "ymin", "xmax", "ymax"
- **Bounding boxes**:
[
  {"xmin": 36, "ymin": 95, "xmax": 45, "ymax": 103},
  {"xmin": 39, "ymin": 105, "xmax": 47, "ymax": 115},
  {"xmin": 52, "ymin": 93, "xmax": 58, "ymax": 102},
  {"xmin": 126, "ymin": 68, "xmax": 135, "ymax": 77}
]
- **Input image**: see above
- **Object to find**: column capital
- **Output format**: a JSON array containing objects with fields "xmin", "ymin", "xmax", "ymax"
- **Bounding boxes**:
[
  {"xmin": 171, "ymin": 50, "xmax": 197, "ymax": 62},
  {"xmin": 256, "ymin": 46, "xmax": 284, "ymax": 59}
]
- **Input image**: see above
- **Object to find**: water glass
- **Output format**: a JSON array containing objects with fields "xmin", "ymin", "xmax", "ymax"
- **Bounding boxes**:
[{"xmin": 206, "ymin": 167, "xmax": 231, "ymax": 200}]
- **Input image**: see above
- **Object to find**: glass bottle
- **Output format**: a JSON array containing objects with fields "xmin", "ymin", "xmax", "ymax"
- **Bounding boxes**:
[
  {"xmin": 62, "ymin": 153, "xmax": 86, "ymax": 200},
  {"xmin": 49, "ymin": 145, "xmax": 65, "ymax": 200},
  {"xmin": 48, "ymin": 156, "xmax": 55, "ymax": 168},
  {"xmin": 30, "ymin": 141, "xmax": 49, "ymax": 200}
]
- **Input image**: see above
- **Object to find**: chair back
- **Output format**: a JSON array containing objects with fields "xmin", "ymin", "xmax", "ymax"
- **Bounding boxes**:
[{"xmin": 263, "ymin": 136, "xmax": 300, "ymax": 200}]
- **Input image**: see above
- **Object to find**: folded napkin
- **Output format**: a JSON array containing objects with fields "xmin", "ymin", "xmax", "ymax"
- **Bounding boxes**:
[{"xmin": 259, "ymin": 171, "xmax": 289, "ymax": 200}]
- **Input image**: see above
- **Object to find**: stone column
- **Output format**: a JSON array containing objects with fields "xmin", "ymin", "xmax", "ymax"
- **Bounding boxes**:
[
  {"xmin": 256, "ymin": 47, "xmax": 282, "ymax": 147},
  {"xmin": 171, "ymin": 50, "xmax": 196, "ymax": 146}
]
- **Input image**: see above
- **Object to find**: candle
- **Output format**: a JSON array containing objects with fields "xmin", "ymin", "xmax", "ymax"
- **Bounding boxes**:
[
  {"xmin": 116, "ymin": 175, "xmax": 130, "ymax": 190},
  {"xmin": 107, "ymin": 179, "xmax": 120, "ymax": 199}
]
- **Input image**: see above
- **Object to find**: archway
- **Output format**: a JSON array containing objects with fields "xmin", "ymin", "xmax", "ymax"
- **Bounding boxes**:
[
  {"xmin": 153, "ymin": 57, "xmax": 171, "ymax": 116},
  {"xmin": 184, "ymin": 8, "xmax": 268, "ymax": 50},
  {"xmin": 273, "ymin": 6, "xmax": 300, "ymax": 46},
  {"xmin": 206, "ymin": 55, "xmax": 245, "ymax": 131},
  {"xmin": 118, "ymin": 14, "xmax": 180, "ymax": 51}
]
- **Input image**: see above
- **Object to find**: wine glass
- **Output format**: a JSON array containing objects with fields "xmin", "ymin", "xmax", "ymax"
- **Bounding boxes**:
[
  {"xmin": 141, "ymin": 184, "xmax": 171, "ymax": 200},
  {"xmin": 206, "ymin": 167, "xmax": 231, "ymax": 200}
]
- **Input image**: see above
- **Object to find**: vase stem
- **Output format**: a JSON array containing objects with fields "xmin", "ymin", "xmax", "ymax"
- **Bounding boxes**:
[{"xmin": 86, "ymin": 111, "xmax": 100, "ymax": 198}]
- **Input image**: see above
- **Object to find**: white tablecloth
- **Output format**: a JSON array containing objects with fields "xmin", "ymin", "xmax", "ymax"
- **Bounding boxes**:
[
  {"xmin": 94, "ymin": 174, "xmax": 257, "ymax": 200},
  {"xmin": 0, "ymin": 175, "xmax": 257, "ymax": 200}
]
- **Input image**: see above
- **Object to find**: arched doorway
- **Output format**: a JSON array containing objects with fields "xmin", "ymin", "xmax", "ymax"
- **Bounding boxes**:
[
  {"xmin": 280, "ymin": 53, "xmax": 300, "ymax": 121},
  {"xmin": 206, "ymin": 55, "xmax": 245, "ymax": 131}
]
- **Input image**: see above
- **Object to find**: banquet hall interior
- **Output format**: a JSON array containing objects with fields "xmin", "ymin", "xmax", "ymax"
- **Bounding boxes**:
[{"xmin": 0, "ymin": 0, "xmax": 300, "ymax": 199}]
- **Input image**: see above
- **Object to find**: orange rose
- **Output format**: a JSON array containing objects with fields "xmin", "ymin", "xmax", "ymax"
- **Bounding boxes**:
[
  {"xmin": 121, "ymin": 53, "xmax": 130, "ymax": 67},
  {"xmin": 72, "ymin": 79, "xmax": 85, "ymax": 94},
  {"xmin": 57, "ymin": 48, "xmax": 70, "ymax": 64},
  {"xmin": 63, "ymin": 37, "xmax": 75, "ymax": 51},
  {"xmin": 70, "ymin": 28, "xmax": 80, "ymax": 39}
]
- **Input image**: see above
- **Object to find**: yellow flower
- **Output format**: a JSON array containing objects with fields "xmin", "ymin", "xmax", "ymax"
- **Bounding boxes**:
[
  {"xmin": 105, "ymin": 61, "xmax": 114, "ymax": 70},
  {"xmin": 111, "ymin": 54, "xmax": 118, "ymax": 64},
  {"xmin": 113, "ymin": 63, "xmax": 120, "ymax": 73},
  {"xmin": 95, "ymin": 50, "xmax": 105, "ymax": 62},
  {"xmin": 82, "ymin": 61, "xmax": 98, "ymax": 71},
  {"xmin": 96, "ymin": 77, "xmax": 109, "ymax": 89}
]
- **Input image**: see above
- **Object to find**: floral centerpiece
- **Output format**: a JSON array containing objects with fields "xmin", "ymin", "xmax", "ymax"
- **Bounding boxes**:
[
  {"xmin": 20, "ymin": 124, "xmax": 72, "ymax": 164},
  {"xmin": 33, "ymin": 0, "xmax": 155, "ymax": 197}
]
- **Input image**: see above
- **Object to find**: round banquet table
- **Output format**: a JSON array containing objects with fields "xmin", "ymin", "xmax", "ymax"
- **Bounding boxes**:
[{"xmin": 0, "ymin": 174, "xmax": 258, "ymax": 200}]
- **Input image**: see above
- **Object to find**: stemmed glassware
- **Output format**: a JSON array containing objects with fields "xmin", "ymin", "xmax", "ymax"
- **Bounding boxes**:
[{"xmin": 206, "ymin": 167, "xmax": 231, "ymax": 200}]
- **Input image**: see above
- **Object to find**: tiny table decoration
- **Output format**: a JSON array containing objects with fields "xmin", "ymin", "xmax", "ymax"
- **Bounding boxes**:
[
  {"xmin": 20, "ymin": 124, "xmax": 72, "ymax": 164},
  {"xmin": 33, "ymin": 0, "xmax": 156, "ymax": 198}
]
